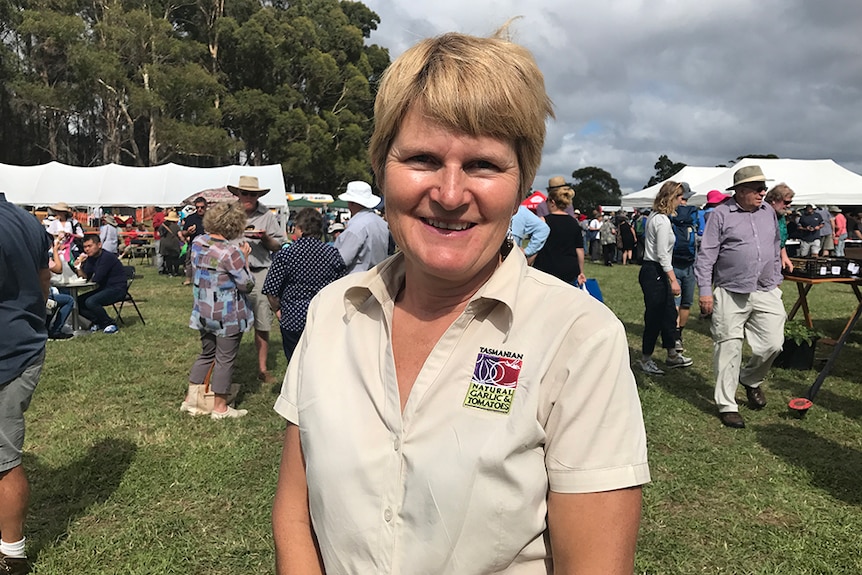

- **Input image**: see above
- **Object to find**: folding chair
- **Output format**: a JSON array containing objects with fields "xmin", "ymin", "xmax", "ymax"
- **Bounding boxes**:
[{"xmin": 113, "ymin": 265, "xmax": 146, "ymax": 325}]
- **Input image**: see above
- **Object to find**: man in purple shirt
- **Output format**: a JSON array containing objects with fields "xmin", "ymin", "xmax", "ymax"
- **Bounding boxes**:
[{"xmin": 695, "ymin": 165, "xmax": 785, "ymax": 429}]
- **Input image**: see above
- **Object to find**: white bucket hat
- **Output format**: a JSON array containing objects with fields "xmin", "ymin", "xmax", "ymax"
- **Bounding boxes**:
[{"xmin": 338, "ymin": 181, "xmax": 379, "ymax": 209}]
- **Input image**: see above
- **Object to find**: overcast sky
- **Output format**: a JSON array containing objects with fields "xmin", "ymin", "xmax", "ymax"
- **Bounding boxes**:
[{"xmin": 361, "ymin": 0, "xmax": 862, "ymax": 194}]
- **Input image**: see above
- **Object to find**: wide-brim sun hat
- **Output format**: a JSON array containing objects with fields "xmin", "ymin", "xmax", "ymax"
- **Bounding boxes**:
[
  {"xmin": 338, "ymin": 181, "xmax": 379, "ymax": 209},
  {"xmin": 164, "ymin": 210, "xmax": 180, "ymax": 222},
  {"xmin": 49, "ymin": 202, "xmax": 72, "ymax": 213},
  {"xmin": 228, "ymin": 175, "xmax": 270, "ymax": 195},
  {"xmin": 828, "ymin": 205, "xmax": 841, "ymax": 213},
  {"xmin": 726, "ymin": 165, "xmax": 773, "ymax": 190},
  {"xmin": 328, "ymin": 222, "xmax": 345, "ymax": 233},
  {"xmin": 706, "ymin": 189, "xmax": 731, "ymax": 205},
  {"xmin": 547, "ymin": 176, "xmax": 572, "ymax": 190}
]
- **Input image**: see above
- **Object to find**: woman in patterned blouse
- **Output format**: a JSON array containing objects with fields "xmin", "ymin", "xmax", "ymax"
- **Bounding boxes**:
[{"xmin": 183, "ymin": 201, "xmax": 255, "ymax": 419}]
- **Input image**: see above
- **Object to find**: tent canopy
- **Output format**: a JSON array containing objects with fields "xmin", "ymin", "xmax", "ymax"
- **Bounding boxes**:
[
  {"xmin": 621, "ymin": 167, "xmax": 725, "ymax": 208},
  {"xmin": 688, "ymin": 158, "xmax": 862, "ymax": 207},
  {"xmin": 622, "ymin": 159, "xmax": 862, "ymax": 209},
  {"xmin": 0, "ymin": 162, "xmax": 287, "ymax": 210},
  {"xmin": 522, "ymin": 190, "xmax": 547, "ymax": 209}
]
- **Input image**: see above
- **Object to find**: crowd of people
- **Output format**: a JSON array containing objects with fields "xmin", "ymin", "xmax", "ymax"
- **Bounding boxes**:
[{"xmin": 3, "ymin": 24, "xmax": 862, "ymax": 575}]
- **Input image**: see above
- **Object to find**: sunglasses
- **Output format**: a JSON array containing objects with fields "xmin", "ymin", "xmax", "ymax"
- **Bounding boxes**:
[
  {"xmin": 238, "ymin": 191, "xmax": 261, "ymax": 197},
  {"xmin": 743, "ymin": 184, "xmax": 767, "ymax": 193}
]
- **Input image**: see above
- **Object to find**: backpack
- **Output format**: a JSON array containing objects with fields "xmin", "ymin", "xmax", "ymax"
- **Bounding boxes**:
[
  {"xmin": 671, "ymin": 205, "xmax": 698, "ymax": 266},
  {"xmin": 634, "ymin": 215, "xmax": 646, "ymax": 238}
]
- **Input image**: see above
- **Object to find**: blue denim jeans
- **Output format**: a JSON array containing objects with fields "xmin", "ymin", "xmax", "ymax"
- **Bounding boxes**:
[
  {"xmin": 78, "ymin": 287, "xmax": 125, "ymax": 329},
  {"xmin": 49, "ymin": 293, "xmax": 74, "ymax": 335},
  {"xmin": 672, "ymin": 263, "xmax": 696, "ymax": 309}
]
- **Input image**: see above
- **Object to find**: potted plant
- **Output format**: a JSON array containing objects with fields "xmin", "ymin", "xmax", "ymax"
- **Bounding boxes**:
[{"xmin": 773, "ymin": 320, "xmax": 823, "ymax": 370}]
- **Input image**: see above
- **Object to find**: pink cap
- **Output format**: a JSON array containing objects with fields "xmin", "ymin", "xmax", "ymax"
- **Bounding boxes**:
[{"xmin": 706, "ymin": 189, "xmax": 730, "ymax": 205}]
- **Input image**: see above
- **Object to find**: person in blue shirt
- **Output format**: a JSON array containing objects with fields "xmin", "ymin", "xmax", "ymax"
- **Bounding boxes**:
[
  {"xmin": 0, "ymin": 198, "xmax": 51, "ymax": 574},
  {"xmin": 509, "ymin": 205, "xmax": 549, "ymax": 265},
  {"xmin": 73, "ymin": 234, "xmax": 128, "ymax": 333}
]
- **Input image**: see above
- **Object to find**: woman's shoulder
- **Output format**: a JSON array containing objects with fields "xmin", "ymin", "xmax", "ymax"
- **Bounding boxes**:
[{"xmin": 521, "ymin": 268, "xmax": 620, "ymax": 324}]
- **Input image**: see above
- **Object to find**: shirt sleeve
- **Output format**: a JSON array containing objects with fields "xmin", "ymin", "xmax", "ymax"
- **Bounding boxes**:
[
  {"xmin": 264, "ymin": 211, "xmax": 285, "ymax": 242},
  {"xmin": 653, "ymin": 215, "xmax": 674, "ymax": 272},
  {"xmin": 522, "ymin": 212, "xmax": 550, "ymax": 257},
  {"xmin": 695, "ymin": 208, "xmax": 722, "ymax": 293},
  {"xmin": 275, "ymin": 295, "xmax": 317, "ymax": 423},
  {"xmin": 542, "ymin": 320, "xmax": 650, "ymax": 493},
  {"xmin": 335, "ymin": 227, "xmax": 364, "ymax": 268},
  {"xmin": 262, "ymin": 248, "xmax": 289, "ymax": 297},
  {"xmin": 223, "ymin": 245, "xmax": 255, "ymax": 293}
]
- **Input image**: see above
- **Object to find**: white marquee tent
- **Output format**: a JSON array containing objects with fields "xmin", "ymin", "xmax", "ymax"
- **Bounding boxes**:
[
  {"xmin": 0, "ymin": 162, "xmax": 287, "ymax": 210},
  {"xmin": 621, "ymin": 166, "xmax": 725, "ymax": 208},
  {"xmin": 622, "ymin": 159, "xmax": 862, "ymax": 209},
  {"xmin": 688, "ymin": 158, "xmax": 862, "ymax": 207}
]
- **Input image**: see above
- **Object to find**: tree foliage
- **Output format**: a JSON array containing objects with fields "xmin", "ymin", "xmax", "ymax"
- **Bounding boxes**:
[
  {"xmin": 644, "ymin": 154, "xmax": 686, "ymax": 188},
  {"xmin": 717, "ymin": 153, "xmax": 780, "ymax": 168},
  {"xmin": 0, "ymin": 0, "xmax": 389, "ymax": 194},
  {"xmin": 571, "ymin": 166, "xmax": 622, "ymax": 214}
]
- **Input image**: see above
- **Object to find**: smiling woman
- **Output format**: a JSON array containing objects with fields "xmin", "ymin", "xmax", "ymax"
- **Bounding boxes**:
[{"xmin": 272, "ymin": 26, "xmax": 650, "ymax": 575}]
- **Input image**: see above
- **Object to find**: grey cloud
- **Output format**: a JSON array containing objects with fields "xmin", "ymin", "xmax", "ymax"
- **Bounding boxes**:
[{"xmin": 362, "ymin": 0, "xmax": 862, "ymax": 193}]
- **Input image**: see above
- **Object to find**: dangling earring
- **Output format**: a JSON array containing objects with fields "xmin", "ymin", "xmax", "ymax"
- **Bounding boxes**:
[{"xmin": 500, "ymin": 230, "xmax": 515, "ymax": 259}]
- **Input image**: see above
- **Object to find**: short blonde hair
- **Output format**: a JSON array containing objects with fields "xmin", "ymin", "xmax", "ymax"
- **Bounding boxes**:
[
  {"xmin": 369, "ymin": 29, "xmax": 554, "ymax": 201},
  {"xmin": 203, "ymin": 201, "xmax": 247, "ymax": 240},
  {"xmin": 548, "ymin": 186, "xmax": 574, "ymax": 209},
  {"xmin": 653, "ymin": 181, "xmax": 682, "ymax": 216}
]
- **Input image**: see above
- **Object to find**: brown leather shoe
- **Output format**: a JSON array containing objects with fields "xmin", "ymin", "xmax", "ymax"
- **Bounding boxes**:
[
  {"xmin": 743, "ymin": 385, "xmax": 767, "ymax": 409},
  {"xmin": 719, "ymin": 412, "xmax": 745, "ymax": 428},
  {"xmin": 257, "ymin": 371, "xmax": 276, "ymax": 384}
]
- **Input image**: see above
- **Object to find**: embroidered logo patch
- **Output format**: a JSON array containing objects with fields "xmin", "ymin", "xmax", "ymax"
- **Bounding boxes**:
[{"xmin": 463, "ymin": 347, "xmax": 523, "ymax": 414}]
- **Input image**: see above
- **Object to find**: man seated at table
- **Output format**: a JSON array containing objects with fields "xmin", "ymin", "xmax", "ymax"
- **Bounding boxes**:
[{"xmin": 73, "ymin": 234, "xmax": 127, "ymax": 334}]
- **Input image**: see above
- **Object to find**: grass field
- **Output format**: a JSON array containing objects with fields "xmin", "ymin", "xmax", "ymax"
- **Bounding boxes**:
[{"xmin": 22, "ymin": 260, "xmax": 862, "ymax": 574}]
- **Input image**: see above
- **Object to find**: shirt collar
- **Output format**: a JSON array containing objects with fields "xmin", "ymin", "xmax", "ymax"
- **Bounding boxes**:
[
  {"xmin": 727, "ymin": 197, "xmax": 767, "ymax": 213},
  {"xmin": 342, "ymin": 248, "xmax": 524, "ymax": 331}
]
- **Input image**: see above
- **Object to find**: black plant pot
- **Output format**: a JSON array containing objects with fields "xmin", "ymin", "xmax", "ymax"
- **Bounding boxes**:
[{"xmin": 773, "ymin": 338, "xmax": 819, "ymax": 370}]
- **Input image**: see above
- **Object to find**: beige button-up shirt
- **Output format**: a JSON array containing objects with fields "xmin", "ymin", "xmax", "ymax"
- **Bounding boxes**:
[{"xmin": 275, "ymin": 250, "xmax": 650, "ymax": 574}]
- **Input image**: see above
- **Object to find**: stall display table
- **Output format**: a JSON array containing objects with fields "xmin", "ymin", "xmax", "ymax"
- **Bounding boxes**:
[{"xmin": 783, "ymin": 274, "xmax": 862, "ymax": 415}]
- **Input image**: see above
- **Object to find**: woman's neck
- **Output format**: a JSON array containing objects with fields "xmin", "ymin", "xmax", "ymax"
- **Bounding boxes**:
[{"xmin": 396, "ymin": 257, "xmax": 500, "ymax": 321}]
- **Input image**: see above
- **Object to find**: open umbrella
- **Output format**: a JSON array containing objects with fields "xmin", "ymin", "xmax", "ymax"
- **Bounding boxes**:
[{"xmin": 182, "ymin": 186, "xmax": 235, "ymax": 205}]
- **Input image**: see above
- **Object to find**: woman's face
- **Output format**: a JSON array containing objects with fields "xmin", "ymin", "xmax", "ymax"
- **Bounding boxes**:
[{"xmin": 383, "ymin": 107, "xmax": 520, "ymax": 285}]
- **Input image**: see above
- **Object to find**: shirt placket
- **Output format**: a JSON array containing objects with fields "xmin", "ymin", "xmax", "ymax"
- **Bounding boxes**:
[
  {"xmin": 384, "ymin": 303, "xmax": 480, "ymax": 574},
  {"xmin": 379, "ymin": 301, "xmax": 402, "ymax": 574}
]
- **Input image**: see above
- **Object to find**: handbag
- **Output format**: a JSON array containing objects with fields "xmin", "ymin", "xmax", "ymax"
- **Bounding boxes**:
[{"xmin": 185, "ymin": 364, "xmax": 241, "ymax": 415}]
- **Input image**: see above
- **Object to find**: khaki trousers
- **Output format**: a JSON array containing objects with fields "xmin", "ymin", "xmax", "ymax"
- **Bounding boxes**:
[{"xmin": 711, "ymin": 286, "xmax": 786, "ymax": 412}]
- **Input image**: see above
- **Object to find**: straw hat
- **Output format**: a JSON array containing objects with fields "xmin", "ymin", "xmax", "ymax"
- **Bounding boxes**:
[
  {"xmin": 547, "ymin": 176, "xmax": 572, "ymax": 190},
  {"xmin": 726, "ymin": 165, "xmax": 772, "ymax": 190},
  {"xmin": 164, "ymin": 210, "xmax": 180, "ymax": 222},
  {"xmin": 338, "ymin": 181, "xmax": 379, "ymax": 209},
  {"xmin": 49, "ymin": 202, "xmax": 72, "ymax": 213},
  {"xmin": 228, "ymin": 175, "xmax": 270, "ymax": 195}
]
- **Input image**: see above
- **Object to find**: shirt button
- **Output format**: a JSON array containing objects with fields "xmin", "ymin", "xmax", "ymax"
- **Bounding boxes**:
[
  {"xmin": 384, "ymin": 508, "xmax": 393, "ymax": 522},
  {"xmin": 393, "ymin": 438, "xmax": 400, "ymax": 451}
]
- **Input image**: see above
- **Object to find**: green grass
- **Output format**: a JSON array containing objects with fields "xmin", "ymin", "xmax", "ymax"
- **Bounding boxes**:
[{"xmin": 21, "ymin": 261, "xmax": 862, "ymax": 573}]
